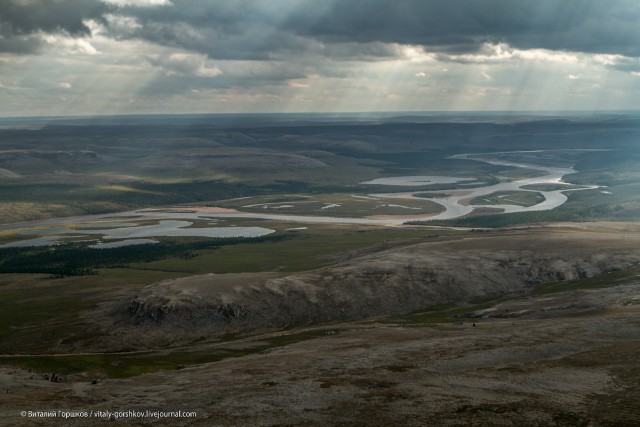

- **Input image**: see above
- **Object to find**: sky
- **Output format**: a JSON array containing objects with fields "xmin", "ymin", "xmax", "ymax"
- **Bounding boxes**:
[{"xmin": 1, "ymin": 0, "xmax": 640, "ymax": 116}]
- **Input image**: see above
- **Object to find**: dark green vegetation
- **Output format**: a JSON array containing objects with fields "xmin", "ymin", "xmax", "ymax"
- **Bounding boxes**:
[
  {"xmin": 0, "ymin": 222, "xmax": 457, "ymax": 276},
  {"xmin": 469, "ymin": 190, "xmax": 545, "ymax": 207},
  {"xmin": 132, "ymin": 225, "xmax": 456, "ymax": 274},
  {"xmin": 413, "ymin": 192, "xmax": 450, "ymax": 199},
  {"xmin": 0, "ymin": 234, "xmax": 289, "ymax": 276},
  {"xmin": 520, "ymin": 183, "xmax": 584, "ymax": 191}
]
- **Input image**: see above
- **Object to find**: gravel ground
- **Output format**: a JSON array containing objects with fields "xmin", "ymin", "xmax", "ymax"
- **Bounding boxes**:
[{"xmin": 3, "ymin": 280, "xmax": 640, "ymax": 426}]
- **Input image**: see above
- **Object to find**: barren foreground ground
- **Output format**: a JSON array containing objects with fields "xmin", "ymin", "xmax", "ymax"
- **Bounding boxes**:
[{"xmin": 2, "ymin": 226, "xmax": 640, "ymax": 426}]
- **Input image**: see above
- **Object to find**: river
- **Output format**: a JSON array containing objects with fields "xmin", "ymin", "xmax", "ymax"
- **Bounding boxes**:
[{"xmin": 0, "ymin": 150, "xmax": 602, "ymax": 241}]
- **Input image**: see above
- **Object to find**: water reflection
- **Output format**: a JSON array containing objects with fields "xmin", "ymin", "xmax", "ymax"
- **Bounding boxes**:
[{"xmin": 0, "ymin": 220, "xmax": 275, "ymax": 248}]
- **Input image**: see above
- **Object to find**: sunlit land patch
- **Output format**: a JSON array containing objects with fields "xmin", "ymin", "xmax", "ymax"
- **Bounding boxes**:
[{"xmin": 361, "ymin": 176, "xmax": 475, "ymax": 186}]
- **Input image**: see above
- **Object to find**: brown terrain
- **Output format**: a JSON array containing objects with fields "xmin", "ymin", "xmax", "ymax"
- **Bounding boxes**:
[
  {"xmin": 1, "ymin": 225, "xmax": 640, "ymax": 426},
  {"xmin": 104, "ymin": 229, "xmax": 640, "ymax": 348}
]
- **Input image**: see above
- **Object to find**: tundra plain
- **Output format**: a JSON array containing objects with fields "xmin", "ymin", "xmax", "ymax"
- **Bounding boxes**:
[{"xmin": 1, "ymin": 114, "xmax": 640, "ymax": 425}]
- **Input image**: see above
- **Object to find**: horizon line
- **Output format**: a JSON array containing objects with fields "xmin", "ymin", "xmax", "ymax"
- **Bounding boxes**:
[{"xmin": 1, "ymin": 109, "xmax": 640, "ymax": 121}]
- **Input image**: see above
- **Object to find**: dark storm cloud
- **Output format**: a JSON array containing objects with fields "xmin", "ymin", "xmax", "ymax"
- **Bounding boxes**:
[
  {"xmin": 283, "ymin": 0, "xmax": 640, "ymax": 56},
  {"xmin": 108, "ymin": 0, "xmax": 316, "ymax": 60},
  {"xmin": 2, "ymin": 0, "xmax": 639, "ymax": 59},
  {"xmin": 0, "ymin": 0, "xmax": 110, "ymax": 53},
  {"xmin": 107, "ymin": 0, "xmax": 640, "ymax": 59}
]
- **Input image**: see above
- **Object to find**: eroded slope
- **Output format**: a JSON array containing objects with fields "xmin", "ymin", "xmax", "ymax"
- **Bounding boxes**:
[{"xmin": 107, "ymin": 230, "xmax": 640, "ymax": 346}]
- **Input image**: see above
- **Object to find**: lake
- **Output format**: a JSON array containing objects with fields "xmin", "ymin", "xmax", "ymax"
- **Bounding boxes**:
[{"xmin": 0, "ymin": 220, "xmax": 275, "ymax": 248}]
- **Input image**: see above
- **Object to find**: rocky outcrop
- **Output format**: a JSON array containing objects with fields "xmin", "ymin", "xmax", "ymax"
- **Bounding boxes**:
[
  {"xmin": 109, "ymin": 232, "xmax": 640, "ymax": 344},
  {"xmin": 126, "ymin": 299, "xmax": 248, "ymax": 325}
]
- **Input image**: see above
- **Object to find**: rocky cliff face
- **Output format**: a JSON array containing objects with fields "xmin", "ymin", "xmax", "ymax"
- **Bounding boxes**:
[{"xmin": 109, "ymin": 232, "xmax": 640, "ymax": 345}]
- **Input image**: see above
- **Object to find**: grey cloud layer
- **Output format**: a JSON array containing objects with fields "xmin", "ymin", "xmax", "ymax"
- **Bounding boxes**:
[
  {"xmin": 2, "ymin": 0, "xmax": 639, "ymax": 58},
  {"xmin": 0, "ymin": 0, "xmax": 110, "ymax": 53},
  {"xmin": 285, "ymin": 0, "xmax": 640, "ymax": 56},
  {"xmin": 114, "ymin": 0, "xmax": 640, "ymax": 58}
]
